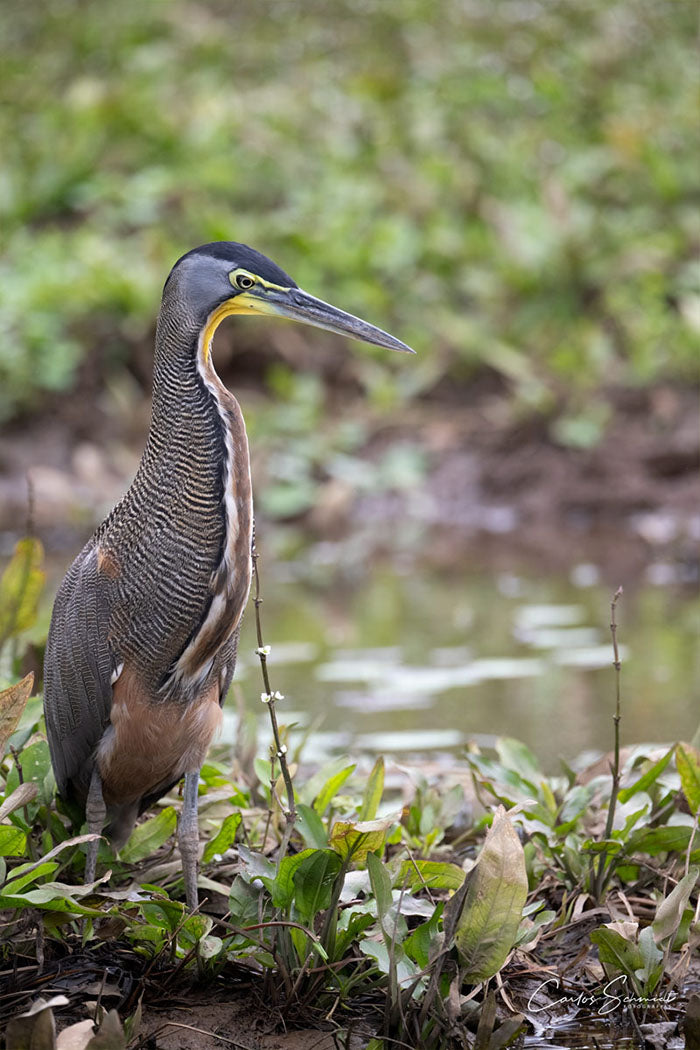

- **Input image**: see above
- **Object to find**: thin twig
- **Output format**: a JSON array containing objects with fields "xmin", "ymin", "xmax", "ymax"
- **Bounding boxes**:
[
  {"xmin": 252, "ymin": 542, "xmax": 296, "ymax": 861},
  {"xmin": 593, "ymin": 586, "xmax": 623, "ymax": 901}
]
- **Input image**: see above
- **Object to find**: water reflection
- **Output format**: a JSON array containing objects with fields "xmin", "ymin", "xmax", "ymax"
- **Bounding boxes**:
[{"xmin": 228, "ymin": 557, "xmax": 699, "ymax": 768}]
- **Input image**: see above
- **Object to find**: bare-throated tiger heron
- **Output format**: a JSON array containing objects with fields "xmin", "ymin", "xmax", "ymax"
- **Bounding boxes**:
[{"xmin": 43, "ymin": 242, "xmax": 413, "ymax": 909}]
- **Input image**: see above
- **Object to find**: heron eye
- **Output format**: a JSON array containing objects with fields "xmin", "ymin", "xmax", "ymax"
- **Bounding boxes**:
[{"xmin": 235, "ymin": 273, "xmax": 255, "ymax": 290}]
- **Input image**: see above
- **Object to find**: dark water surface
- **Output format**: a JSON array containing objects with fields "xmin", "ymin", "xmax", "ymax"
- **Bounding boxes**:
[{"xmin": 223, "ymin": 547, "xmax": 699, "ymax": 769}]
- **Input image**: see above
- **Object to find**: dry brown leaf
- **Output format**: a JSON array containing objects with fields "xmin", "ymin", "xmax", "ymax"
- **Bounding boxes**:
[
  {"xmin": 0, "ymin": 672, "xmax": 34, "ymax": 754},
  {"xmin": 0, "ymin": 780, "xmax": 38, "ymax": 821},
  {"xmin": 5, "ymin": 996, "xmax": 67, "ymax": 1050}
]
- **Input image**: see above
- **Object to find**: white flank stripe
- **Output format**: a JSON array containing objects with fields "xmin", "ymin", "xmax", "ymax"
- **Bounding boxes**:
[{"xmin": 165, "ymin": 323, "xmax": 253, "ymax": 693}]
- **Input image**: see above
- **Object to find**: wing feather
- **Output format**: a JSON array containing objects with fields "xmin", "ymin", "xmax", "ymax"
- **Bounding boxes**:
[{"xmin": 43, "ymin": 543, "xmax": 115, "ymax": 803}]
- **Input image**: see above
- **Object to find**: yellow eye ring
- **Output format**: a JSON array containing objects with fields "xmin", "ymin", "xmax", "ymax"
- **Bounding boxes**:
[{"xmin": 234, "ymin": 273, "xmax": 255, "ymax": 290}]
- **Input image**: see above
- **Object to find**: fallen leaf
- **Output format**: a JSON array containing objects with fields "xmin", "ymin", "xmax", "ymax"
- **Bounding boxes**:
[
  {"xmin": 5, "ymin": 996, "xmax": 68, "ymax": 1050},
  {"xmin": 0, "ymin": 673, "xmax": 34, "ymax": 754},
  {"xmin": 85, "ymin": 1009, "xmax": 126, "ymax": 1049},
  {"xmin": 57, "ymin": 1019, "xmax": 97, "ymax": 1049},
  {"xmin": 0, "ymin": 781, "xmax": 38, "ymax": 821}
]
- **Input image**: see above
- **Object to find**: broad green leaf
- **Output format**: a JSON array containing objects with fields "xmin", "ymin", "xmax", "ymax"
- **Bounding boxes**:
[
  {"xmin": 612, "ymin": 804, "xmax": 652, "ymax": 841},
  {"xmin": 395, "ymin": 859, "xmax": 465, "ymax": 892},
  {"xmin": 293, "ymin": 849, "xmax": 342, "ymax": 923},
  {"xmin": 179, "ymin": 914, "xmax": 213, "ymax": 950},
  {"xmin": 0, "ymin": 825, "xmax": 27, "ymax": 857},
  {"xmin": 359, "ymin": 940, "xmax": 417, "ymax": 986},
  {"xmin": 253, "ymin": 757, "xmax": 272, "ymax": 792},
  {"xmin": 228, "ymin": 875, "xmax": 262, "ymax": 927},
  {"xmin": 404, "ymin": 904, "xmax": 443, "ymax": 968},
  {"xmin": 238, "ymin": 846, "xmax": 276, "ymax": 881},
  {"xmin": 652, "ymin": 866, "xmax": 699, "ymax": 946},
  {"xmin": 515, "ymin": 909, "xmax": 556, "ymax": 948},
  {"xmin": 313, "ymin": 764, "xmax": 355, "ymax": 815},
  {"xmin": 0, "ymin": 674, "xmax": 34, "ymax": 756},
  {"xmin": 0, "ymin": 537, "xmax": 46, "ymax": 642},
  {"xmin": 0, "ymin": 880, "xmax": 106, "ymax": 915},
  {"xmin": 590, "ymin": 928, "xmax": 642, "ymax": 979},
  {"xmin": 367, "ymin": 852, "xmax": 392, "ymax": 923},
  {"xmin": 628, "ymin": 824, "xmax": 698, "ymax": 858},
  {"xmin": 296, "ymin": 803, "xmax": 328, "ymax": 848},
  {"xmin": 636, "ymin": 925, "xmax": 664, "ymax": 994},
  {"xmin": 617, "ymin": 746, "xmax": 675, "ymax": 804},
  {"xmin": 202, "ymin": 812, "xmax": 241, "ymax": 863},
  {"xmin": 330, "ymin": 816, "xmax": 395, "ymax": 863},
  {"xmin": 359, "ymin": 756, "xmax": 384, "ymax": 821},
  {"xmin": 140, "ymin": 899, "xmax": 184, "ymax": 934},
  {"xmin": 677, "ymin": 744, "xmax": 700, "ymax": 813},
  {"xmin": 454, "ymin": 807, "xmax": 528, "ymax": 982},
  {"xmin": 298, "ymin": 756, "xmax": 354, "ymax": 807},
  {"xmin": 5, "ymin": 739, "xmax": 53, "ymax": 807},
  {"xmin": 1, "ymin": 861, "xmax": 59, "ymax": 895},
  {"xmin": 118, "ymin": 806, "xmax": 177, "ymax": 863},
  {"xmin": 335, "ymin": 909, "xmax": 376, "ymax": 958},
  {"xmin": 495, "ymin": 738, "xmax": 541, "ymax": 781},
  {"xmin": 271, "ymin": 848, "xmax": 318, "ymax": 910}
]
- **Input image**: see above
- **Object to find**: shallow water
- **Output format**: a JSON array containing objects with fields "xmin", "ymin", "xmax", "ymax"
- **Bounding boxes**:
[{"xmin": 225, "ymin": 549, "xmax": 699, "ymax": 769}]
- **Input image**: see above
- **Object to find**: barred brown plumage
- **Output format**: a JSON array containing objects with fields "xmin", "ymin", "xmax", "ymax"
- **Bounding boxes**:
[{"xmin": 43, "ymin": 241, "xmax": 413, "ymax": 910}]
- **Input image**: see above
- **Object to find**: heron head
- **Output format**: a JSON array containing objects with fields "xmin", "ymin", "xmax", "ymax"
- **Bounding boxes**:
[{"xmin": 165, "ymin": 241, "xmax": 414, "ymax": 354}]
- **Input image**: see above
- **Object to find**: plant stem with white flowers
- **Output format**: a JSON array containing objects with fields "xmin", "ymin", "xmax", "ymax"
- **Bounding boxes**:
[{"xmin": 252, "ymin": 542, "xmax": 297, "ymax": 860}]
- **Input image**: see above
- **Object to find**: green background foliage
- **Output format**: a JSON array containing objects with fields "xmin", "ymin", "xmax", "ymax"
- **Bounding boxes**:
[{"xmin": 1, "ymin": 0, "xmax": 698, "ymax": 423}]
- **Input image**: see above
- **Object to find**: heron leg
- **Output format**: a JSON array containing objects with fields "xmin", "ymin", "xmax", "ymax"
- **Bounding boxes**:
[
  {"xmin": 179, "ymin": 770, "xmax": 200, "ymax": 911},
  {"xmin": 85, "ymin": 765, "xmax": 106, "ymax": 885}
]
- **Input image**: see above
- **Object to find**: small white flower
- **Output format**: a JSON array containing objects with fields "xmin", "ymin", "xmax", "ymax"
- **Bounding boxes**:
[
  {"xmin": 260, "ymin": 692, "xmax": 272, "ymax": 704},
  {"xmin": 278, "ymin": 745, "xmax": 288, "ymax": 757},
  {"xmin": 273, "ymin": 690, "xmax": 285, "ymax": 701},
  {"xmin": 256, "ymin": 645, "xmax": 271, "ymax": 657}
]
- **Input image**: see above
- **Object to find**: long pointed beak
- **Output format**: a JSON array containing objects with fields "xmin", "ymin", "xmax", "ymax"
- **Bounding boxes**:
[{"xmin": 237, "ymin": 286, "xmax": 415, "ymax": 354}]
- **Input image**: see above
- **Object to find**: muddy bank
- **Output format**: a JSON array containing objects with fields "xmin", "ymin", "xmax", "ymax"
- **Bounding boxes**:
[{"xmin": 0, "ymin": 377, "xmax": 697, "ymax": 582}]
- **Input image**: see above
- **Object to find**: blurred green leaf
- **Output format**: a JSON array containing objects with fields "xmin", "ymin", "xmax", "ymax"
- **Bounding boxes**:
[
  {"xmin": 296, "ymin": 803, "xmax": 329, "ymax": 849},
  {"xmin": 0, "ymin": 539, "xmax": 45, "ymax": 644},
  {"xmin": 330, "ymin": 816, "xmax": 395, "ymax": 863},
  {"xmin": 119, "ymin": 807, "xmax": 177, "ymax": 864},
  {"xmin": 202, "ymin": 812, "xmax": 241, "ymax": 864},
  {"xmin": 395, "ymin": 859, "xmax": 465, "ymax": 892},
  {"xmin": 652, "ymin": 866, "xmax": 699, "ymax": 947},
  {"xmin": 2, "ymin": 861, "xmax": 59, "ymax": 895},
  {"xmin": 292, "ymin": 849, "xmax": 342, "ymax": 924},
  {"xmin": 359, "ymin": 756, "xmax": 384, "ymax": 822},
  {"xmin": 367, "ymin": 851, "xmax": 393, "ymax": 927},
  {"xmin": 677, "ymin": 744, "xmax": 700, "ymax": 813},
  {"xmin": 270, "ymin": 848, "xmax": 318, "ymax": 911},
  {"xmin": 0, "ymin": 825, "xmax": 27, "ymax": 857},
  {"xmin": 313, "ymin": 764, "xmax": 356, "ymax": 816},
  {"xmin": 6, "ymin": 739, "xmax": 53, "ymax": 808},
  {"xmin": 617, "ymin": 747, "xmax": 675, "ymax": 804}
]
